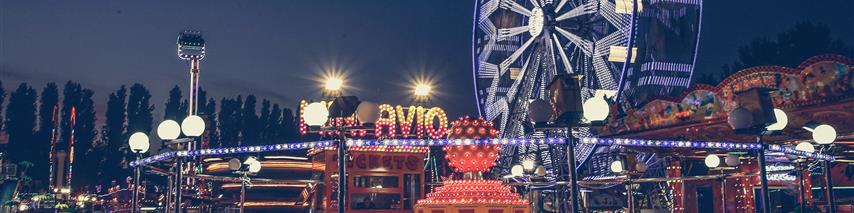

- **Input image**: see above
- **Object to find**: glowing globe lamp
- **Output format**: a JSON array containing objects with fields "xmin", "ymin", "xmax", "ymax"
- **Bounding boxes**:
[
  {"xmin": 610, "ymin": 160, "xmax": 624, "ymax": 173},
  {"xmin": 583, "ymin": 96, "xmax": 609, "ymax": 122},
  {"xmin": 128, "ymin": 132, "xmax": 150, "ymax": 153},
  {"xmin": 704, "ymin": 154, "xmax": 721, "ymax": 168},
  {"xmin": 304, "ymin": 102, "xmax": 330, "ymax": 127},
  {"xmin": 765, "ymin": 109, "xmax": 788, "ymax": 131},
  {"xmin": 795, "ymin": 142, "xmax": 815, "ymax": 153},
  {"xmin": 812, "ymin": 124, "xmax": 836, "ymax": 145},
  {"xmin": 181, "ymin": 115, "xmax": 206, "ymax": 137},
  {"xmin": 157, "ymin": 120, "xmax": 181, "ymax": 140}
]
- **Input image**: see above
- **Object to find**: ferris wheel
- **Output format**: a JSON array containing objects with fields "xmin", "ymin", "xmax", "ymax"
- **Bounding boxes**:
[{"xmin": 472, "ymin": 0, "xmax": 703, "ymax": 177}]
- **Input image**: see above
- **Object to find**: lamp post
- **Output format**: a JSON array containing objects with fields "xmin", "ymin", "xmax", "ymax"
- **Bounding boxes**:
[
  {"xmin": 228, "ymin": 157, "xmax": 261, "ymax": 213},
  {"xmin": 129, "ymin": 132, "xmax": 150, "ymax": 213},
  {"xmin": 803, "ymin": 124, "xmax": 837, "ymax": 212},
  {"xmin": 155, "ymin": 116, "xmax": 205, "ymax": 213}
]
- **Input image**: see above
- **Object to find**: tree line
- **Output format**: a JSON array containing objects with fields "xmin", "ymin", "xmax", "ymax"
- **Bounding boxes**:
[{"xmin": 0, "ymin": 81, "xmax": 300, "ymax": 194}]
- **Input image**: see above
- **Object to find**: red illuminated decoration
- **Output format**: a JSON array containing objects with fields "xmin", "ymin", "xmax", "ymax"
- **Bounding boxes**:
[
  {"xmin": 443, "ymin": 116, "xmax": 501, "ymax": 173},
  {"xmin": 416, "ymin": 116, "xmax": 529, "ymax": 213}
]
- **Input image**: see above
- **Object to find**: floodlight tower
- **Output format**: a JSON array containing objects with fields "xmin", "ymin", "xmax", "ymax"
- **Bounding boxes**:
[{"xmin": 177, "ymin": 30, "xmax": 205, "ymax": 116}]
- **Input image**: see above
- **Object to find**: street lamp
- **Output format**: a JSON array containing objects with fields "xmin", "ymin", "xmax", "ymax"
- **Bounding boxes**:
[
  {"xmin": 305, "ymin": 99, "xmax": 378, "ymax": 213},
  {"xmin": 157, "ymin": 115, "xmax": 206, "ymax": 213},
  {"xmin": 230, "ymin": 157, "xmax": 262, "ymax": 213},
  {"xmin": 128, "ymin": 132, "xmax": 150, "ymax": 213},
  {"xmin": 803, "ymin": 123, "xmax": 837, "ymax": 212}
]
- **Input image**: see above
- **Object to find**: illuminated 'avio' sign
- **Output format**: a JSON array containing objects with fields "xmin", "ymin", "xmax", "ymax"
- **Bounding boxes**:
[{"xmin": 298, "ymin": 100, "xmax": 449, "ymax": 139}]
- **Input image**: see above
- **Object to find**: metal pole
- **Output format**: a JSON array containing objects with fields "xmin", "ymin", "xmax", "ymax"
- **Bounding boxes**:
[
  {"xmin": 626, "ymin": 181, "xmax": 634, "ymax": 213},
  {"xmin": 721, "ymin": 175, "xmax": 727, "ymax": 213},
  {"xmin": 823, "ymin": 160, "xmax": 836, "ymax": 212},
  {"xmin": 566, "ymin": 133, "xmax": 581, "ymax": 213},
  {"xmin": 756, "ymin": 136, "xmax": 771, "ymax": 213},
  {"xmin": 165, "ymin": 175, "xmax": 173, "ymax": 213},
  {"xmin": 798, "ymin": 163, "xmax": 806, "ymax": 213},
  {"xmin": 337, "ymin": 136, "xmax": 347, "ymax": 213},
  {"xmin": 132, "ymin": 153, "xmax": 142, "ymax": 213},
  {"xmin": 239, "ymin": 174, "xmax": 246, "ymax": 213},
  {"xmin": 175, "ymin": 158, "xmax": 183, "ymax": 213}
]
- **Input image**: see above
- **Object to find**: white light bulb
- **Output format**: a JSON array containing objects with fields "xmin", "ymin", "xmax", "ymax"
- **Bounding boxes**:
[
  {"xmin": 128, "ymin": 132, "xmax": 150, "ymax": 153},
  {"xmin": 248, "ymin": 161, "xmax": 262, "ymax": 173},
  {"xmin": 812, "ymin": 124, "xmax": 836, "ymax": 145},
  {"xmin": 522, "ymin": 159, "xmax": 536, "ymax": 171},
  {"xmin": 795, "ymin": 142, "xmax": 815, "ymax": 153},
  {"xmin": 583, "ymin": 96, "xmax": 610, "ymax": 122},
  {"xmin": 304, "ymin": 102, "xmax": 330, "ymax": 126},
  {"xmin": 610, "ymin": 160, "xmax": 624, "ymax": 173},
  {"xmin": 511, "ymin": 165, "xmax": 524, "ymax": 177},
  {"xmin": 157, "ymin": 120, "xmax": 181, "ymax": 140},
  {"xmin": 765, "ymin": 108, "xmax": 788, "ymax": 131},
  {"xmin": 181, "ymin": 115, "xmax": 206, "ymax": 137},
  {"xmin": 704, "ymin": 154, "xmax": 721, "ymax": 168}
]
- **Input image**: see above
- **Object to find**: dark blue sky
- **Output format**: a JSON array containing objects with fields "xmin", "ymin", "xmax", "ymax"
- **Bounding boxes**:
[{"xmin": 1, "ymin": 0, "xmax": 852, "ymax": 119}]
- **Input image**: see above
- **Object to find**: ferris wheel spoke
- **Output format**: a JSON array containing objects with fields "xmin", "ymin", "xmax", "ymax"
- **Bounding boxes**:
[
  {"xmin": 479, "ymin": 0, "xmax": 501, "ymax": 24},
  {"xmin": 529, "ymin": 0, "xmax": 541, "ymax": 8},
  {"xmin": 594, "ymin": 31, "xmax": 628, "ymax": 57},
  {"xmin": 554, "ymin": 27, "xmax": 592, "ymax": 55},
  {"xmin": 479, "ymin": 39, "xmax": 496, "ymax": 62},
  {"xmin": 551, "ymin": 33, "xmax": 575, "ymax": 74},
  {"xmin": 592, "ymin": 56, "xmax": 618, "ymax": 89},
  {"xmin": 505, "ymin": 48, "xmax": 535, "ymax": 99},
  {"xmin": 555, "ymin": 1, "xmax": 597, "ymax": 21},
  {"xmin": 599, "ymin": 0, "xmax": 631, "ymax": 31},
  {"xmin": 498, "ymin": 26, "xmax": 530, "ymax": 41},
  {"xmin": 500, "ymin": 0, "xmax": 534, "ymax": 17},
  {"xmin": 499, "ymin": 36, "xmax": 537, "ymax": 74},
  {"xmin": 554, "ymin": 0, "xmax": 568, "ymax": 12}
]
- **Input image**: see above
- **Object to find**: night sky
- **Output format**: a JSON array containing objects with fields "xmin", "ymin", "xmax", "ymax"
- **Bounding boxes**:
[{"xmin": 1, "ymin": 0, "xmax": 852, "ymax": 120}]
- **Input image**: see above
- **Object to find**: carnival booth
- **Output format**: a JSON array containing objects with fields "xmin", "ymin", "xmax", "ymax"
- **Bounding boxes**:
[{"xmin": 310, "ymin": 146, "xmax": 427, "ymax": 213}]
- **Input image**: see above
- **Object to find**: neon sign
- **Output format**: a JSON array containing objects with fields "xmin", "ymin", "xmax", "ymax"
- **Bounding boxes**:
[{"xmin": 298, "ymin": 100, "xmax": 449, "ymax": 139}]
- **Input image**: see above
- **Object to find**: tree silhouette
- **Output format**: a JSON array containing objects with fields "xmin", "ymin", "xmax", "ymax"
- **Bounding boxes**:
[
  {"xmin": 241, "ymin": 95, "xmax": 259, "ymax": 146},
  {"xmin": 4, "ymin": 83, "xmax": 38, "ymax": 165},
  {"xmin": 127, "ymin": 84, "xmax": 154, "ymax": 135},
  {"xmin": 164, "ymin": 86, "xmax": 189, "ymax": 121},
  {"xmin": 700, "ymin": 22, "xmax": 854, "ymax": 85},
  {"xmin": 100, "ymin": 85, "xmax": 128, "ymax": 188}
]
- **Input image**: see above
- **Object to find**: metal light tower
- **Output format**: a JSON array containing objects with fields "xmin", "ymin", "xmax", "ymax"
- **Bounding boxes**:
[
  {"xmin": 175, "ymin": 30, "xmax": 205, "ymax": 213},
  {"xmin": 177, "ymin": 30, "xmax": 205, "ymax": 116}
]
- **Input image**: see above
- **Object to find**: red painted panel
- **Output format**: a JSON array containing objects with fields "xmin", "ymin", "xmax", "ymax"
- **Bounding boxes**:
[
  {"xmin": 458, "ymin": 210, "xmax": 475, "ymax": 213},
  {"xmin": 431, "ymin": 210, "xmax": 444, "ymax": 213}
]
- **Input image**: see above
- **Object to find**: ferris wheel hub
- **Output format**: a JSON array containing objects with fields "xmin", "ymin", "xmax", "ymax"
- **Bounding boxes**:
[{"xmin": 528, "ymin": 7, "xmax": 545, "ymax": 37}]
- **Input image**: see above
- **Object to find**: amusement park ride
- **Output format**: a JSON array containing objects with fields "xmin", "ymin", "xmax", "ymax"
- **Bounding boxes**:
[{"xmin": 27, "ymin": 1, "xmax": 849, "ymax": 212}]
